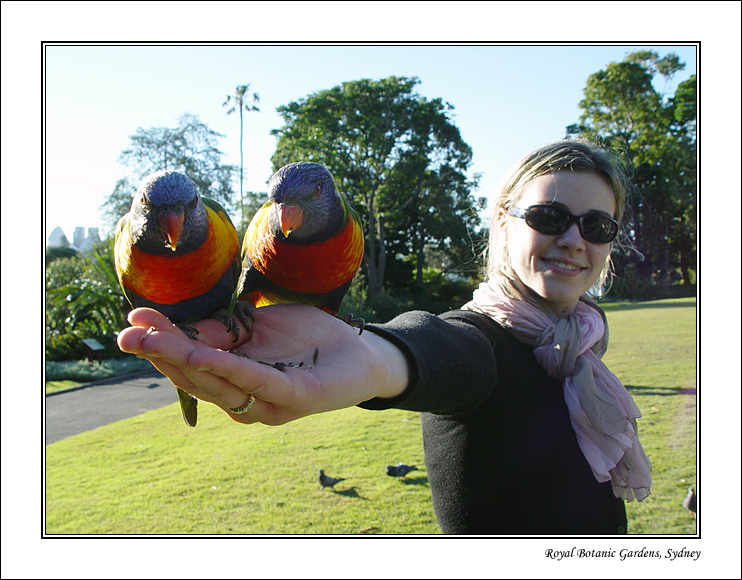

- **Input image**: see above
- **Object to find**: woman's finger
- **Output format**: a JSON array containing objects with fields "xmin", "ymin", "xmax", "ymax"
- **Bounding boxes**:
[
  {"xmin": 126, "ymin": 307, "xmax": 250, "ymax": 350},
  {"xmin": 185, "ymin": 347, "xmax": 301, "ymax": 404}
]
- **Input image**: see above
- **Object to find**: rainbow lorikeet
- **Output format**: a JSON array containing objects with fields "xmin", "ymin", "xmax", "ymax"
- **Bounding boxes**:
[
  {"xmin": 236, "ymin": 162, "xmax": 364, "ymax": 329},
  {"xmin": 114, "ymin": 170, "xmax": 244, "ymax": 427}
]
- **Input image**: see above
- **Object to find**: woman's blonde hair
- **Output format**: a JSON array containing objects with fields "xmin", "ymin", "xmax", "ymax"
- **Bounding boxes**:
[{"xmin": 486, "ymin": 139, "xmax": 634, "ymax": 297}]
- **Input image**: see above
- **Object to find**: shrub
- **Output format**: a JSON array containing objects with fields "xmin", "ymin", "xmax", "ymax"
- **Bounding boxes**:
[
  {"xmin": 45, "ymin": 357, "xmax": 153, "ymax": 383},
  {"xmin": 45, "ymin": 331, "xmax": 88, "ymax": 361},
  {"xmin": 45, "ymin": 327, "xmax": 122, "ymax": 362}
]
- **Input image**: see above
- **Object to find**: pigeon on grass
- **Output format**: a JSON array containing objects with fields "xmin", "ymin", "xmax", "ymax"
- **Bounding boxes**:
[
  {"xmin": 318, "ymin": 469, "xmax": 346, "ymax": 490},
  {"xmin": 385, "ymin": 463, "xmax": 419, "ymax": 478}
]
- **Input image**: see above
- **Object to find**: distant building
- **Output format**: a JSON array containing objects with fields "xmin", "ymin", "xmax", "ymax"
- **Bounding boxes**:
[
  {"xmin": 47, "ymin": 226, "xmax": 101, "ymax": 254},
  {"xmin": 73, "ymin": 227, "xmax": 86, "ymax": 249},
  {"xmin": 47, "ymin": 226, "xmax": 71, "ymax": 249}
]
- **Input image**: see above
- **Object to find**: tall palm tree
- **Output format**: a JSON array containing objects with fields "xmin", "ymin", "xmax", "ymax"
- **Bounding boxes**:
[{"xmin": 223, "ymin": 84, "xmax": 260, "ymax": 227}]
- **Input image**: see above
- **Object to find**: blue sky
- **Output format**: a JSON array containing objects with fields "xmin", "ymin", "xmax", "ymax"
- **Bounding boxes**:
[{"xmin": 44, "ymin": 43, "xmax": 697, "ymax": 242}]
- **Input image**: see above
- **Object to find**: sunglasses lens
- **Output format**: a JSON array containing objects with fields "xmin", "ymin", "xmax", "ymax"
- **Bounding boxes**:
[
  {"xmin": 524, "ymin": 206, "xmax": 617, "ymax": 244},
  {"xmin": 525, "ymin": 206, "xmax": 569, "ymax": 235},
  {"xmin": 581, "ymin": 215, "xmax": 618, "ymax": 243}
]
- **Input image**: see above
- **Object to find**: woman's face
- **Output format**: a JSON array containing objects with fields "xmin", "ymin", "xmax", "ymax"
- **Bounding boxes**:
[{"xmin": 498, "ymin": 171, "xmax": 616, "ymax": 318}]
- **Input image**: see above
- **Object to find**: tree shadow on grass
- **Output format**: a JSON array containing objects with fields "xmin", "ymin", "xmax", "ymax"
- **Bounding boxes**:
[
  {"xmin": 601, "ymin": 300, "xmax": 696, "ymax": 313},
  {"xmin": 625, "ymin": 385, "xmax": 697, "ymax": 396}
]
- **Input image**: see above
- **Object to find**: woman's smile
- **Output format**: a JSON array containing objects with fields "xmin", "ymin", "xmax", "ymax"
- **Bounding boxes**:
[{"xmin": 541, "ymin": 256, "xmax": 587, "ymax": 273}]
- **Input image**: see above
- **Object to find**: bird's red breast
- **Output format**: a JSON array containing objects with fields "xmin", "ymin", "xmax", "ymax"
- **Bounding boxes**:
[
  {"xmin": 117, "ymin": 205, "xmax": 239, "ymax": 304},
  {"xmin": 244, "ymin": 204, "xmax": 363, "ymax": 295}
]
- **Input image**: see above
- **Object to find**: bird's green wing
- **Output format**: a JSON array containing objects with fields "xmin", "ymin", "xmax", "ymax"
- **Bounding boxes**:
[{"xmin": 201, "ymin": 196, "xmax": 238, "ymax": 230}]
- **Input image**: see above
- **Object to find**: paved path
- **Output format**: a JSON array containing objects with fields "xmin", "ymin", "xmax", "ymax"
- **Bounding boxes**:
[{"xmin": 45, "ymin": 372, "xmax": 178, "ymax": 445}]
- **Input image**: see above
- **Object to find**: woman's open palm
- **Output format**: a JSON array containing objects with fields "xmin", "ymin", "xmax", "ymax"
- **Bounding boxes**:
[{"xmin": 117, "ymin": 304, "xmax": 398, "ymax": 425}]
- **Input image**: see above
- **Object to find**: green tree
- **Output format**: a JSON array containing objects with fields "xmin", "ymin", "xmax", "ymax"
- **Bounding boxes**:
[
  {"xmin": 46, "ymin": 246, "xmax": 79, "ymax": 267},
  {"xmin": 46, "ymin": 239, "xmax": 129, "ymax": 359},
  {"xmin": 384, "ymin": 160, "xmax": 483, "ymax": 287},
  {"xmin": 46, "ymin": 255, "xmax": 85, "ymax": 335},
  {"xmin": 46, "ymin": 238, "xmax": 128, "ymax": 335},
  {"xmin": 271, "ymin": 76, "xmax": 482, "ymax": 297},
  {"xmin": 666, "ymin": 74, "xmax": 697, "ymax": 286},
  {"xmin": 106, "ymin": 113, "xmax": 237, "ymax": 219},
  {"xmin": 100, "ymin": 177, "xmax": 136, "ymax": 235},
  {"xmin": 567, "ymin": 51, "xmax": 696, "ymax": 297},
  {"xmin": 223, "ymin": 84, "xmax": 261, "ymax": 229}
]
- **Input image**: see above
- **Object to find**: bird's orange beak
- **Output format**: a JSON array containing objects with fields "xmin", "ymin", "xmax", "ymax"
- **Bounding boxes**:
[
  {"xmin": 279, "ymin": 204, "xmax": 304, "ymax": 238},
  {"xmin": 159, "ymin": 211, "xmax": 185, "ymax": 251}
]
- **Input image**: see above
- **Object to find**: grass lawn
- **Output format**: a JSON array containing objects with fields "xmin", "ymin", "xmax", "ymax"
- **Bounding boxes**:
[
  {"xmin": 45, "ymin": 405, "xmax": 436, "ymax": 534},
  {"xmin": 601, "ymin": 297, "xmax": 697, "ymax": 535},
  {"xmin": 45, "ymin": 380, "xmax": 84, "ymax": 394},
  {"xmin": 44, "ymin": 297, "xmax": 697, "ymax": 535}
]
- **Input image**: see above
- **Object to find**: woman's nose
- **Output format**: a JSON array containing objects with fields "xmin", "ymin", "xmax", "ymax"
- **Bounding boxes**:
[{"xmin": 556, "ymin": 222, "xmax": 586, "ymax": 250}]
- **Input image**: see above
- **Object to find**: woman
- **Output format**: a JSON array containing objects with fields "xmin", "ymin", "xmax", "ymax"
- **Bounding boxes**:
[{"xmin": 118, "ymin": 139, "xmax": 651, "ymax": 534}]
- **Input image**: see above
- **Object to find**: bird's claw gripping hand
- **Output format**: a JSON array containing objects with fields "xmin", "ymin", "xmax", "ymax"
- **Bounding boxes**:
[
  {"xmin": 232, "ymin": 301, "xmax": 256, "ymax": 339},
  {"xmin": 335, "ymin": 313, "xmax": 365, "ymax": 334},
  {"xmin": 175, "ymin": 323, "xmax": 200, "ymax": 341},
  {"xmin": 211, "ymin": 304, "xmax": 255, "ymax": 343},
  {"xmin": 175, "ymin": 304, "xmax": 255, "ymax": 343}
]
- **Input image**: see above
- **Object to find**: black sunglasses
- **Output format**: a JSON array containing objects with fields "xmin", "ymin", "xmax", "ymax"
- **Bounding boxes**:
[{"xmin": 508, "ymin": 204, "xmax": 619, "ymax": 244}]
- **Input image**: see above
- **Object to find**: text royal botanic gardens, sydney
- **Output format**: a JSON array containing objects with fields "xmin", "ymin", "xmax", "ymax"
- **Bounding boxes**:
[{"xmin": 544, "ymin": 547, "xmax": 701, "ymax": 561}]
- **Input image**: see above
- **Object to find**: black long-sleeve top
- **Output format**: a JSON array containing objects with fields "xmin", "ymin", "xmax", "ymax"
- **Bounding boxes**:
[{"xmin": 360, "ymin": 310, "xmax": 627, "ymax": 535}]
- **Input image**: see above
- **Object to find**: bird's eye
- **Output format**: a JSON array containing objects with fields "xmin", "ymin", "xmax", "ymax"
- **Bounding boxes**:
[
  {"xmin": 314, "ymin": 184, "xmax": 322, "ymax": 196},
  {"xmin": 188, "ymin": 196, "xmax": 198, "ymax": 209},
  {"xmin": 139, "ymin": 196, "xmax": 147, "ymax": 206}
]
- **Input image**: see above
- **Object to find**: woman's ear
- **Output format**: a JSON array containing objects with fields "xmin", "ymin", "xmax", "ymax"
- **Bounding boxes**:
[{"xmin": 496, "ymin": 207, "xmax": 509, "ymax": 242}]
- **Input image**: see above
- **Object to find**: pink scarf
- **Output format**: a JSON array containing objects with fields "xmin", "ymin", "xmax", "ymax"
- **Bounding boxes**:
[{"xmin": 463, "ymin": 281, "xmax": 651, "ymax": 501}]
